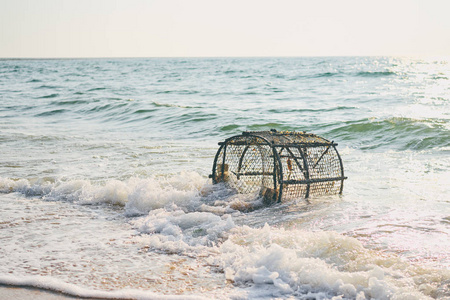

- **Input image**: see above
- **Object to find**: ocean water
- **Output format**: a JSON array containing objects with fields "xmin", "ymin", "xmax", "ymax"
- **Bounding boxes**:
[{"xmin": 0, "ymin": 57, "xmax": 449, "ymax": 299}]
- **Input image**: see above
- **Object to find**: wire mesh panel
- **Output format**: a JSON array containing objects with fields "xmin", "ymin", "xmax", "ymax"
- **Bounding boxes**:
[
  {"xmin": 210, "ymin": 129, "xmax": 346, "ymax": 204},
  {"xmin": 212, "ymin": 135, "xmax": 277, "ymax": 201},
  {"xmin": 305, "ymin": 145, "xmax": 343, "ymax": 196}
]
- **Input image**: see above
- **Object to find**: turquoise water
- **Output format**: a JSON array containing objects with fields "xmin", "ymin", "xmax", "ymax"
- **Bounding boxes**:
[{"xmin": 0, "ymin": 57, "xmax": 449, "ymax": 299}]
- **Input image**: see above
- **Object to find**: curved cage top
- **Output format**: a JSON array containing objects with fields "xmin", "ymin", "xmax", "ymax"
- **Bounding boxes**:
[{"xmin": 210, "ymin": 129, "xmax": 346, "ymax": 204}]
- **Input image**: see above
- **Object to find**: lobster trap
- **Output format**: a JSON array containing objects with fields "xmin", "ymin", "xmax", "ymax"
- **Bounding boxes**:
[{"xmin": 210, "ymin": 129, "xmax": 347, "ymax": 204}]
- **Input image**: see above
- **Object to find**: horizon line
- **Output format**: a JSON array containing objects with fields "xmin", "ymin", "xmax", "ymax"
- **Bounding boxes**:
[{"xmin": 1, "ymin": 54, "xmax": 446, "ymax": 60}]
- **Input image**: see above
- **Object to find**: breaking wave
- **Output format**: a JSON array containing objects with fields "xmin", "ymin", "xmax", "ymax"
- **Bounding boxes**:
[{"xmin": 1, "ymin": 173, "xmax": 448, "ymax": 299}]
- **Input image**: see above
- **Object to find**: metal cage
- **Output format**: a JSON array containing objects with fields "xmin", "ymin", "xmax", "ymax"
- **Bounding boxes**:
[{"xmin": 210, "ymin": 129, "xmax": 347, "ymax": 204}]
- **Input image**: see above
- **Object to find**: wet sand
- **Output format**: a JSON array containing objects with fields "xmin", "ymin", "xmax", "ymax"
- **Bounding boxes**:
[{"xmin": 0, "ymin": 285, "xmax": 84, "ymax": 299}]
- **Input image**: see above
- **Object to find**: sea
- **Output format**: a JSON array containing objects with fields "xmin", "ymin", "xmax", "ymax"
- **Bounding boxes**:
[{"xmin": 0, "ymin": 57, "xmax": 449, "ymax": 299}]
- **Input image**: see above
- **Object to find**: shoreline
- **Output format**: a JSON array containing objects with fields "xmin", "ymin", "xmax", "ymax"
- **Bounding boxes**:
[{"xmin": 0, "ymin": 285, "xmax": 82, "ymax": 299}]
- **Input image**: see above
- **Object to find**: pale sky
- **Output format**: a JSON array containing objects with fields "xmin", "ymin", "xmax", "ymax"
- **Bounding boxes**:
[{"xmin": 1, "ymin": 0, "xmax": 449, "ymax": 58}]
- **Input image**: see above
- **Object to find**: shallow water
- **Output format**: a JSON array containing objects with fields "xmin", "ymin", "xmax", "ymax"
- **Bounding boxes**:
[{"xmin": 0, "ymin": 57, "xmax": 449, "ymax": 299}]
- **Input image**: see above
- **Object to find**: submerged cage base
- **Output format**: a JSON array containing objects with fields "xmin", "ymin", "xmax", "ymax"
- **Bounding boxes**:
[{"xmin": 210, "ymin": 129, "xmax": 347, "ymax": 204}]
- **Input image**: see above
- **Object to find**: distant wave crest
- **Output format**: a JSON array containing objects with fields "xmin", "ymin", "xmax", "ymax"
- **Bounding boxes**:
[{"xmin": 326, "ymin": 117, "xmax": 450, "ymax": 150}]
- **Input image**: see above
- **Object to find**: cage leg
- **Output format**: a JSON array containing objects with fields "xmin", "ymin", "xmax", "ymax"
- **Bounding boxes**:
[
  {"xmin": 285, "ymin": 147, "xmax": 307, "ymax": 178},
  {"xmin": 334, "ymin": 145, "xmax": 346, "ymax": 194},
  {"xmin": 220, "ymin": 144, "xmax": 228, "ymax": 182},
  {"xmin": 273, "ymin": 147, "xmax": 283, "ymax": 203},
  {"xmin": 211, "ymin": 144, "xmax": 225, "ymax": 184},
  {"xmin": 297, "ymin": 146, "xmax": 311, "ymax": 198}
]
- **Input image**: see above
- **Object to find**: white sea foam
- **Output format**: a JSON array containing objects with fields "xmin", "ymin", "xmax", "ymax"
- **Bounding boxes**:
[
  {"xmin": 131, "ymin": 206, "xmax": 235, "ymax": 256},
  {"xmin": 215, "ymin": 225, "xmax": 442, "ymax": 299},
  {"xmin": 127, "ymin": 204, "xmax": 447, "ymax": 299},
  {"xmin": 0, "ymin": 172, "xmax": 206, "ymax": 212},
  {"xmin": 0, "ymin": 172, "xmax": 261, "ymax": 217},
  {"xmin": 128, "ymin": 209, "xmax": 448, "ymax": 299},
  {"xmin": 125, "ymin": 172, "xmax": 205, "ymax": 215}
]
